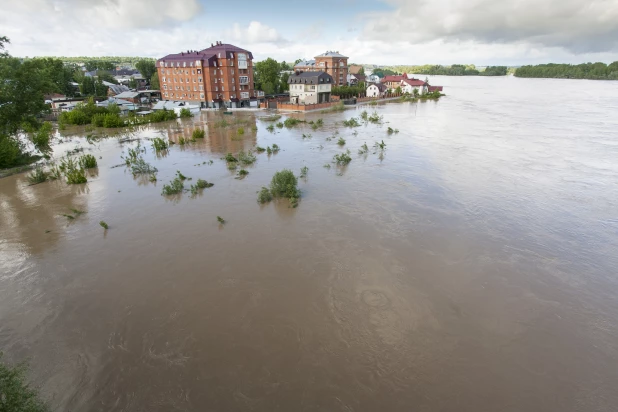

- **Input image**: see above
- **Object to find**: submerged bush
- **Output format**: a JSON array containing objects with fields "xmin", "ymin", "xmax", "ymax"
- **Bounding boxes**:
[
  {"xmin": 337, "ymin": 137, "xmax": 346, "ymax": 146},
  {"xmin": 0, "ymin": 352, "xmax": 49, "ymax": 412},
  {"xmin": 271, "ymin": 144, "xmax": 280, "ymax": 153},
  {"xmin": 99, "ymin": 221, "xmax": 109, "ymax": 230},
  {"xmin": 368, "ymin": 112, "xmax": 382, "ymax": 124},
  {"xmin": 192, "ymin": 128, "xmax": 205, "ymax": 139},
  {"xmin": 283, "ymin": 117, "xmax": 304, "ymax": 128},
  {"xmin": 78, "ymin": 154, "xmax": 97, "ymax": 169},
  {"xmin": 179, "ymin": 108, "xmax": 193, "ymax": 118},
  {"xmin": 343, "ymin": 117, "xmax": 361, "ymax": 127},
  {"xmin": 270, "ymin": 169, "xmax": 300, "ymax": 200},
  {"xmin": 257, "ymin": 186, "xmax": 273, "ymax": 204},
  {"xmin": 266, "ymin": 124, "xmax": 275, "ymax": 132},
  {"xmin": 190, "ymin": 179, "xmax": 214, "ymax": 195},
  {"xmin": 255, "ymin": 146, "xmax": 266, "ymax": 153},
  {"xmin": 238, "ymin": 150, "xmax": 257, "ymax": 165},
  {"xmin": 334, "ymin": 150, "xmax": 352, "ymax": 165},
  {"xmin": 300, "ymin": 166, "xmax": 309, "ymax": 178},
  {"xmin": 261, "ymin": 114, "xmax": 281, "ymax": 122},
  {"xmin": 161, "ymin": 177, "xmax": 184, "ymax": 195},
  {"xmin": 225, "ymin": 153, "xmax": 238, "ymax": 163},
  {"xmin": 130, "ymin": 158, "xmax": 157, "ymax": 175},
  {"xmin": 387, "ymin": 127, "xmax": 399, "ymax": 134},
  {"xmin": 151, "ymin": 137, "xmax": 168, "ymax": 151},
  {"xmin": 358, "ymin": 142, "xmax": 369, "ymax": 154}
]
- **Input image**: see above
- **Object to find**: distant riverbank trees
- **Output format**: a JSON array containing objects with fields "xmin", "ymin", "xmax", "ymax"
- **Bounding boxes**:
[
  {"xmin": 515, "ymin": 62, "xmax": 618, "ymax": 80},
  {"xmin": 386, "ymin": 64, "xmax": 507, "ymax": 76}
]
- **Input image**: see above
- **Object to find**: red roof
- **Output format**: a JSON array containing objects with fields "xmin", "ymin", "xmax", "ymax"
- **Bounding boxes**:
[
  {"xmin": 402, "ymin": 78, "xmax": 427, "ymax": 87},
  {"xmin": 428, "ymin": 86, "xmax": 443, "ymax": 92},
  {"xmin": 381, "ymin": 75, "xmax": 405, "ymax": 83}
]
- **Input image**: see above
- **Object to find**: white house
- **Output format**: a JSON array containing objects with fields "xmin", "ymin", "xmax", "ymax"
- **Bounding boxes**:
[
  {"xmin": 400, "ymin": 78, "xmax": 428, "ymax": 95},
  {"xmin": 366, "ymin": 74, "xmax": 380, "ymax": 83},
  {"xmin": 366, "ymin": 82, "xmax": 387, "ymax": 98},
  {"xmin": 288, "ymin": 71, "xmax": 334, "ymax": 104}
]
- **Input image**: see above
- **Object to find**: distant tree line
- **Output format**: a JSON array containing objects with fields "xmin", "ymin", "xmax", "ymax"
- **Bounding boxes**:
[
  {"xmin": 514, "ymin": 62, "xmax": 618, "ymax": 80},
  {"xmin": 386, "ymin": 64, "xmax": 507, "ymax": 76}
]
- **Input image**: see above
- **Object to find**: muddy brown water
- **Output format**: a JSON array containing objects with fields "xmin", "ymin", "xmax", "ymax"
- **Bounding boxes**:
[{"xmin": 1, "ymin": 76, "xmax": 618, "ymax": 411}]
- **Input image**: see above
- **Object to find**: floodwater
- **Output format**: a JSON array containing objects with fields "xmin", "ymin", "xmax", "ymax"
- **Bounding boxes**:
[{"xmin": 1, "ymin": 76, "xmax": 618, "ymax": 411}]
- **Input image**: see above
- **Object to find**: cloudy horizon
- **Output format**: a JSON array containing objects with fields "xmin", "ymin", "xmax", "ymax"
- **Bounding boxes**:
[{"xmin": 2, "ymin": 0, "xmax": 618, "ymax": 66}]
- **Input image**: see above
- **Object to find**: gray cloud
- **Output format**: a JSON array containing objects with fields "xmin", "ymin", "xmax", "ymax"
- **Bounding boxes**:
[{"xmin": 364, "ymin": 0, "xmax": 618, "ymax": 53}]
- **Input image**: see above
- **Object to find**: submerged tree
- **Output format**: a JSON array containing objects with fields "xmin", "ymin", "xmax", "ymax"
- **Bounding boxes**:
[{"xmin": 0, "ymin": 352, "xmax": 49, "ymax": 411}]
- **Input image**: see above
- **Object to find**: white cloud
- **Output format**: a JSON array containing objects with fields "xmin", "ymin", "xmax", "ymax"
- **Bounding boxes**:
[
  {"xmin": 226, "ymin": 21, "xmax": 287, "ymax": 45},
  {"xmin": 363, "ymin": 0, "xmax": 618, "ymax": 53}
]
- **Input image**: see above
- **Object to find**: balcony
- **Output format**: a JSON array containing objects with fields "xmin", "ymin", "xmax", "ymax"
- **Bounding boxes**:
[{"xmin": 256, "ymin": 91, "xmax": 265, "ymax": 97}]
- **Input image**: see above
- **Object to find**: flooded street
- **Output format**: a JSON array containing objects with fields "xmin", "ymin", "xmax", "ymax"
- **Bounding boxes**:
[{"xmin": 1, "ymin": 76, "xmax": 618, "ymax": 411}]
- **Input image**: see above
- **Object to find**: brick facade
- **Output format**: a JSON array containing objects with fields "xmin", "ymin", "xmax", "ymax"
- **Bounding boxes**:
[
  {"xmin": 156, "ymin": 42, "xmax": 258, "ymax": 108},
  {"xmin": 294, "ymin": 51, "xmax": 349, "ymax": 87}
]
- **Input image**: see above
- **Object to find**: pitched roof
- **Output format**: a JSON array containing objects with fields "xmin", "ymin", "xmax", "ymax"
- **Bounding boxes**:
[
  {"xmin": 294, "ymin": 60, "xmax": 315, "ymax": 67},
  {"xmin": 153, "ymin": 101, "xmax": 184, "ymax": 110},
  {"xmin": 105, "ymin": 83, "xmax": 130, "ymax": 95},
  {"xmin": 114, "ymin": 91, "xmax": 140, "ymax": 99},
  {"xmin": 349, "ymin": 64, "xmax": 363, "ymax": 74},
  {"xmin": 402, "ymin": 78, "xmax": 427, "ymax": 87},
  {"xmin": 288, "ymin": 71, "xmax": 333, "ymax": 84},
  {"xmin": 158, "ymin": 43, "xmax": 253, "ymax": 67},
  {"xmin": 381, "ymin": 75, "xmax": 406, "ymax": 83},
  {"xmin": 367, "ymin": 82, "xmax": 387, "ymax": 92},
  {"xmin": 315, "ymin": 51, "xmax": 348, "ymax": 58}
]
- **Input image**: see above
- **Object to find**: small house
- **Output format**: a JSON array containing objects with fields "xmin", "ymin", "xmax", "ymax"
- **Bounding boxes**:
[
  {"xmin": 288, "ymin": 71, "xmax": 333, "ymax": 104},
  {"xmin": 366, "ymin": 83, "xmax": 387, "ymax": 98}
]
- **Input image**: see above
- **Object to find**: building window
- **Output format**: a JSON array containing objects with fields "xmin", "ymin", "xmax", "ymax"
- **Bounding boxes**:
[
  {"xmin": 218, "ymin": 53, "xmax": 221, "ymax": 58},
  {"xmin": 197, "ymin": 69, "xmax": 202, "ymax": 74},
  {"xmin": 194, "ymin": 86, "xmax": 197, "ymax": 91},
  {"xmin": 200, "ymin": 93, "xmax": 204, "ymax": 99},
  {"xmin": 193, "ymin": 78, "xmax": 196, "ymax": 83},
  {"xmin": 165, "ymin": 92, "xmax": 168, "ymax": 97},
  {"xmin": 199, "ymin": 78, "xmax": 202, "ymax": 83},
  {"xmin": 215, "ymin": 78, "xmax": 217, "ymax": 83},
  {"xmin": 192, "ymin": 70, "xmax": 195, "ymax": 75},
  {"xmin": 180, "ymin": 78, "xmax": 183, "ymax": 83},
  {"xmin": 232, "ymin": 78, "xmax": 235, "ymax": 84},
  {"xmin": 199, "ymin": 85, "xmax": 203, "ymax": 91},
  {"xmin": 232, "ymin": 85, "xmax": 235, "ymax": 91},
  {"xmin": 240, "ymin": 91, "xmax": 249, "ymax": 99},
  {"xmin": 215, "ymin": 86, "xmax": 218, "ymax": 91},
  {"xmin": 221, "ymin": 86, "xmax": 224, "ymax": 91},
  {"xmin": 186, "ymin": 78, "xmax": 189, "ymax": 83},
  {"xmin": 239, "ymin": 76, "xmax": 248, "ymax": 84},
  {"xmin": 231, "ymin": 69, "xmax": 234, "ymax": 75},
  {"xmin": 166, "ymin": 69, "xmax": 170, "ymax": 75},
  {"xmin": 163, "ymin": 85, "xmax": 167, "ymax": 90}
]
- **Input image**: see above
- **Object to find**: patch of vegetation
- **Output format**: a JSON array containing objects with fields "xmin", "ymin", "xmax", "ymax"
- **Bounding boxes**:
[
  {"xmin": 178, "ymin": 137, "xmax": 186, "ymax": 145},
  {"xmin": 161, "ymin": 176, "xmax": 184, "ymax": 195},
  {"xmin": 48, "ymin": 164, "xmax": 62, "ymax": 180},
  {"xmin": 217, "ymin": 216, "xmax": 226, "ymax": 224},
  {"xmin": 130, "ymin": 158, "xmax": 157, "ymax": 175},
  {"xmin": 343, "ymin": 117, "xmax": 361, "ymax": 127},
  {"xmin": 275, "ymin": 122, "xmax": 284, "ymax": 129},
  {"xmin": 368, "ymin": 112, "xmax": 383, "ymax": 124},
  {"xmin": 237, "ymin": 127, "xmax": 245, "ymax": 135},
  {"xmin": 176, "ymin": 171, "xmax": 187, "ymax": 181},
  {"xmin": 266, "ymin": 124, "xmax": 275, "ymax": 133},
  {"xmin": 266, "ymin": 147, "xmax": 273, "ymax": 155},
  {"xmin": 360, "ymin": 110, "xmax": 369, "ymax": 121},
  {"xmin": 238, "ymin": 150, "xmax": 257, "ymax": 165},
  {"xmin": 190, "ymin": 178, "xmax": 214, "ymax": 195},
  {"xmin": 387, "ymin": 127, "xmax": 399, "ymax": 134},
  {"xmin": 302, "ymin": 134, "xmax": 312, "ymax": 139},
  {"xmin": 271, "ymin": 144, "xmax": 280, "ymax": 153},
  {"xmin": 419, "ymin": 90, "xmax": 443, "ymax": 100},
  {"xmin": 27, "ymin": 167, "xmax": 49, "ymax": 184},
  {"xmin": 237, "ymin": 169, "xmax": 249, "ymax": 178},
  {"xmin": 369, "ymin": 100, "xmax": 378, "ymax": 106},
  {"xmin": 255, "ymin": 146, "xmax": 266, "ymax": 153},
  {"xmin": 225, "ymin": 153, "xmax": 238, "ymax": 163},
  {"xmin": 251, "ymin": 125, "xmax": 258, "ymax": 132},
  {"xmin": 300, "ymin": 166, "xmax": 309, "ymax": 178},
  {"xmin": 257, "ymin": 186, "xmax": 273, "ymax": 204},
  {"xmin": 62, "ymin": 214, "xmax": 75, "ymax": 220},
  {"xmin": 151, "ymin": 137, "xmax": 168, "ymax": 151},
  {"xmin": 261, "ymin": 114, "xmax": 282, "ymax": 122},
  {"xmin": 123, "ymin": 142, "xmax": 145, "ymax": 166},
  {"xmin": 337, "ymin": 137, "xmax": 346, "ymax": 146},
  {"xmin": 284, "ymin": 117, "xmax": 304, "ymax": 128},
  {"xmin": 179, "ymin": 108, "xmax": 193, "ymax": 118},
  {"xmin": 270, "ymin": 169, "xmax": 300, "ymax": 207},
  {"xmin": 99, "ymin": 221, "xmax": 109, "ymax": 229},
  {"xmin": 333, "ymin": 150, "xmax": 352, "ymax": 165},
  {"xmin": 374, "ymin": 140, "xmax": 387, "ymax": 151},
  {"xmin": 192, "ymin": 128, "xmax": 205, "ymax": 139},
  {"xmin": 78, "ymin": 154, "xmax": 97, "ymax": 169},
  {"xmin": 323, "ymin": 164, "xmax": 331, "ymax": 169},
  {"xmin": 358, "ymin": 143, "xmax": 369, "ymax": 154},
  {"xmin": 0, "ymin": 352, "xmax": 49, "ymax": 412},
  {"xmin": 58, "ymin": 157, "xmax": 87, "ymax": 184},
  {"xmin": 309, "ymin": 118, "xmax": 324, "ymax": 130}
]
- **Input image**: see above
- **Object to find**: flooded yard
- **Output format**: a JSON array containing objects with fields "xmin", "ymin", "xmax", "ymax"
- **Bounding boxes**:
[{"xmin": 1, "ymin": 76, "xmax": 618, "ymax": 411}]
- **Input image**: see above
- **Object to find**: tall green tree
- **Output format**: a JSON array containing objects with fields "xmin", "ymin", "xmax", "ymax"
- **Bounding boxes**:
[
  {"xmin": 1, "ymin": 36, "xmax": 56, "ymax": 168},
  {"xmin": 80, "ymin": 76, "xmax": 95, "ymax": 96},
  {"xmin": 150, "ymin": 73, "xmax": 160, "ymax": 90},
  {"xmin": 128, "ymin": 77, "xmax": 137, "ymax": 89},
  {"xmin": 135, "ymin": 59, "xmax": 156, "ymax": 82},
  {"xmin": 0, "ymin": 353, "xmax": 49, "ymax": 412},
  {"xmin": 254, "ymin": 58, "xmax": 283, "ymax": 94}
]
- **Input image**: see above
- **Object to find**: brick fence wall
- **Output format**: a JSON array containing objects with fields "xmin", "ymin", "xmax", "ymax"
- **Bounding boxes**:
[{"xmin": 277, "ymin": 101, "xmax": 337, "ymax": 111}]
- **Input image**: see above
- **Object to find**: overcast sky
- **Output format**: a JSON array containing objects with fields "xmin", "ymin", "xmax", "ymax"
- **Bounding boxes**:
[{"xmin": 2, "ymin": 0, "xmax": 618, "ymax": 65}]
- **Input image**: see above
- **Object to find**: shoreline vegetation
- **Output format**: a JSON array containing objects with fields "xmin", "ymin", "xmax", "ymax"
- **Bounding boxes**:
[{"xmin": 384, "ymin": 61, "xmax": 618, "ymax": 80}]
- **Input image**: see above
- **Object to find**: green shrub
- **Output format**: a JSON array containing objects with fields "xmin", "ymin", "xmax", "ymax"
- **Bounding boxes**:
[
  {"xmin": 78, "ymin": 154, "xmax": 97, "ymax": 169},
  {"xmin": 266, "ymin": 124, "xmax": 275, "ymax": 132},
  {"xmin": 238, "ymin": 150, "xmax": 256, "ymax": 165},
  {"xmin": 237, "ymin": 169, "xmax": 249, "ymax": 177},
  {"xmin": 358, "ymin": 142, "xmax": 369, "ymax": 154},
  {"xmin": 257, "ymin": 187, "xmax": 272, "ymax": 204},
  {"xmin": 0, "ymin": 352, "xmax": 48, "ymax": 412},
  {"xmin": 360, "ymin": 110, "xmax": 368, "ymax": 121},
  {"xmin": 66, "ymin": 167, "xmax": 87, "ymax": 184},
  {"xmin": 300, "ymin": 166, "xmax": 309, "ymax": 178},
  {"xmin": 179, "ymin": 108, "xmax": 193, "ymax": 118},
  {"xmin": 374, "ymin": 140, "xmax": 387, "ymax": 150},
  {"xmin": 237, "ymin": 127, "xmax": 245, "ymax": 135},
  {"xmin": 99, "ymin": 221, "xmax": 109, "ymax": 229},
  {"xmin": 271, "ymin": 144, "xmax": 280, "ymax": 153},
  {"xmin": 337, "ymin": 137, "xmax": 346, "ymax": 146},
  {"xmin": 27, "ymin": 167, "xmax": 48, "ymax": 184},
  {"xmin": 192, "ymin": 128, "xmax": 205, "ymax": 139},
  {"xmin": 217, "ymin": 216, "xmax": 226, "ymax": 224},
  {"xmin": 270, "ymin": 169, "xmax": 300, "ymax": 200},
  {"xmin": 130, "ymin": 158, "xmax": 157, "ymax": 175},
  {"xmin": 151, "ymin": 137, "xmax": 168, "ymax": 151},
  {"xmin": 196, "ymin": 179, "xmax": 213, "ymax": 189},
  {"xmin": 368, "ymin": 112, "xmax": 382, "ymax": 124},
  {"xmin": 225, "ymin": 153, "xmax": 238, "ymax": 162},
  {"xmin": 387, "ymin": 127, "xmax": 399, "ymax": 134},
  {"xmin": 275, "ymin": 122, "xmax": 284, "ymax": 128},
  {"xmin": 334, "ymin": 150, "xmax": 352, "ymax": 165},
  {"xmin": 342, "ymin": 117, "xmax": 360, "ymax": 127},
  {"xmin": 283, "ymin": 117, "xmax": 304, "ymax": 128},
  {"xmin": 256, "ymin": 146, "xmax": 266, "ymax": 153},
  {"xmin": 161, "ymin": 177, "xmax": 184, "ymax": 195}
]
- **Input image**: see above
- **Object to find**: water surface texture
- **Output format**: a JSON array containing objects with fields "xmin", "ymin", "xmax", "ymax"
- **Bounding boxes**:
[{"xmin": 1, "ymin": 76, "xmax": 618, "ymax": 411}]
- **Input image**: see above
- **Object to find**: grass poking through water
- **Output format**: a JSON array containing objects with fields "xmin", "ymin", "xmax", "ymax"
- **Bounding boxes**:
[{"xmin": 99, "ymin": 221, "xmax": 109, "ymax": 230}]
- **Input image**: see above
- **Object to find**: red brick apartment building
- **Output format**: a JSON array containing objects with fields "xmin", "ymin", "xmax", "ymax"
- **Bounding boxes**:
[{"xmin": 156, "ymin": 41, "xmax": 263, "ymax": 108}]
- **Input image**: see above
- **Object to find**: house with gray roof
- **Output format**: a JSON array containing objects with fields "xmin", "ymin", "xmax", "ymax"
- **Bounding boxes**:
[
  {"xmin": 288, "ymin": 71, "xmax": 333, "ymax": 104},
  {"xmin": 292, "ymin": 51, "xmax": 349, "ymax": 86}
]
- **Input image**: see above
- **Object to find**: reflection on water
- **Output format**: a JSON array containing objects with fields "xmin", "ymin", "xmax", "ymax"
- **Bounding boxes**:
[{"xmin": 1, "ymin": 77, "xmax": 618, "ymax": 411}]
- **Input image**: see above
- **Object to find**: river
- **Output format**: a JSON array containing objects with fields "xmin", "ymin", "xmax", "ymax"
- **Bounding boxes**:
[{"xmin": 1, "ymin": 76, "xmax": 618, "ymax": 411}]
